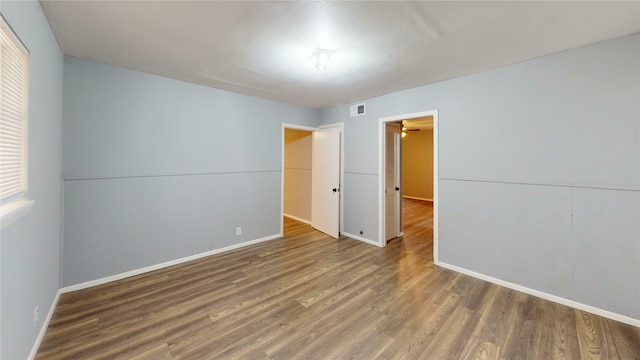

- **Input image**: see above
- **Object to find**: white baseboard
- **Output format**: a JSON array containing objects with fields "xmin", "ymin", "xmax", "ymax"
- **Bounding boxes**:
[
  {"xmin": 402, "ymin": 195, "xmax": 433, "ymax": 202},
  {"xmin": 283, "ymin": 213, "xmax": 311, "ymax": 225},
  {"xmin": 28, "ymin": 290, "xmax": 61, "ymax": 360},
  {"xmin": 342, "ymin": 232, "xmax": 382, "ymax": 247},
  {"xmin": 61, "ymin": 233, "xmax": 282, "ymax": 293},
  {"xmin": 435, "ymin": 260, "xmax": 640, "ymax": 328}
]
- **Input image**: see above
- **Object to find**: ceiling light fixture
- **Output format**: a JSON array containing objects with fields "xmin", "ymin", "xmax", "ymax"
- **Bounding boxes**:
[{"xmin": 313, "ymin": 48, "xmax": 331, "ymax": 71}]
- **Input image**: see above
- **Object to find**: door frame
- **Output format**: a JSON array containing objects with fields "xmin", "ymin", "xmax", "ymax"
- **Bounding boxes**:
[
  {"xmin": 384, "ymin": 122, "xmax": 402, "ymax": 241},
  {"xmin": 281, "ymin": 123, "xmax": 344, "ymax": 236},
  {"xmin": 378, "ymin": 110, "xmax": 439, "ymax": 262}
]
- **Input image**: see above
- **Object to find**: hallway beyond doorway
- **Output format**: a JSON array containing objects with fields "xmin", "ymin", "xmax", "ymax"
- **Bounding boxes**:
[{"xmin": 387, "ymin": 198, "xmax": 434, "ymax": 260}]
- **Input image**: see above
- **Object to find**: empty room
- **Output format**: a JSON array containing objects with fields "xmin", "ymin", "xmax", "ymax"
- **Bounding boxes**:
[{"xmin": 1, "ymin": 1, "xmax": 639, "ymax": 359}]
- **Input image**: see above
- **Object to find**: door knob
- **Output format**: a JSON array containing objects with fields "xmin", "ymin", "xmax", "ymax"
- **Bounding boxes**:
[
  {"xmin": 332, "ymin": 188, "xmax": 340, "ymax": 192},
  {"xmin": 395, "ymin": 187, "xmax": 400, "ymax": 191}
]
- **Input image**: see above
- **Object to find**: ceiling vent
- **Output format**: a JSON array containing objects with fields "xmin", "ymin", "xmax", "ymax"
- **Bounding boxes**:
[{"xmin": 350, "ymin": 103, "xmax": 365, "ymax": 117}]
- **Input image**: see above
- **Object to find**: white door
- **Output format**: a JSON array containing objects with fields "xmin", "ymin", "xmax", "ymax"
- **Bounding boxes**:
[
  {"xmin": 312, "ymin": 129, "xmax": 340, "ymax": 238},
  {"xmin": 385, "ymin": 123, "xmax": 401, "ymax": 241}
]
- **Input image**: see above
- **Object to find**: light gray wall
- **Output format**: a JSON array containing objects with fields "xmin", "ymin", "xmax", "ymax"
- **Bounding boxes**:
[
  {"xmin": 63, "ymin": 58, "xmax": 319, "ymax": 286},
  {"xmin": 284, "ymin": 129, "xmax": 312, "ymax": 221},
  {"xmin": 0, "ymin": 1, "xmax": 64, "ymax": 358},
  {"xmin": 320, "ymin": 34, "xmax": 640, "ymax": 320}
]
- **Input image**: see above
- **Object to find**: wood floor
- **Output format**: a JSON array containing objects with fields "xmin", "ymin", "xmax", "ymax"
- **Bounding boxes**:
[
  {"xmin": 37, "ymin": 204, "xmax": 639, "ymax": 359},
  {"xmin": 387, "ymin": 198, "xmax": 434, "ymax": 260}
]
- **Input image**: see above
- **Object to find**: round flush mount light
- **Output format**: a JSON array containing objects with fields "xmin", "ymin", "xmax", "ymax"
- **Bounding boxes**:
[{"xmin": 313, "ymin": 48, "xmax": 331, "ymax": 70}]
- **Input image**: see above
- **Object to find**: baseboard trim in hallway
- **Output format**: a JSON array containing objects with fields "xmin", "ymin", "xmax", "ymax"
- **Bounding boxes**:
[
  {"xmin": 401, "ymin": 195, "xmax": 433, "ymax": 202},
  {"xmin": 283, "ymin": 213, "xmax": 311, "ymax": 225}
]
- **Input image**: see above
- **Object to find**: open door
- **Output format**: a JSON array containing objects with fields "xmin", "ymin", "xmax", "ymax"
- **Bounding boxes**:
[
  {"xmin": 385, "ymin": 122, "xmax": 401, "ymax": 241},
  {"xmin": 311, "ymin": 129, "xmax": 340, "ymax": 238}
]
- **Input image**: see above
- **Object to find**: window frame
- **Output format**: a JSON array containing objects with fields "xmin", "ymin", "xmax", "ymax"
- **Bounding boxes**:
[{"xmin": 1, "ymin": 14, "xmax": 33, "ymax": 230}]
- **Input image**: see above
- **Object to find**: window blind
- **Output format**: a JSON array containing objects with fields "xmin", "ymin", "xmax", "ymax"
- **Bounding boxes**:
[{"xmin": 0, "ymin": 16, "xmax": 29, "ymax": 204}]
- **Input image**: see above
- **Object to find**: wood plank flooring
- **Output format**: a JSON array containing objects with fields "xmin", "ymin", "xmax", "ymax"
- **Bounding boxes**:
[
  {"xmin": 36, "ymin": 209, "xmax": 639, "ymax": 359},
  {"xmin": 387, "ymin": 198, "xmax": 434, "ymax": 259}
]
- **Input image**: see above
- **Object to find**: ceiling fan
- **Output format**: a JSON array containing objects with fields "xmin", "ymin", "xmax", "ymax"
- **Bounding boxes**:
[{"xmin": 401, "ymin": 121, "xmax": 420, "ymax": 137}]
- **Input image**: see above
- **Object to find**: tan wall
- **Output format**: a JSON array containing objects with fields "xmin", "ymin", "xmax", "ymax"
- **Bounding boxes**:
[
  {"xmin": 401, "ymin": 129, "xmax": 433, "ymax": 200},
  {"xmin": 284, "ymin": 129, "xmax": 312, "ymax": 221}
]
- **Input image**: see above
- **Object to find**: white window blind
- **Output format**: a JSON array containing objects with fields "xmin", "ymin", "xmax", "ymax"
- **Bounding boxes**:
[{"xmin": 0, "ymin": 15, "xmax": 29, "ymax": 205}]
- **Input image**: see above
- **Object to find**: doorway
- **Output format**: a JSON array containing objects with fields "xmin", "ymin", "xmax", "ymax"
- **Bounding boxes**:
[
  {"xmin": 378, "ymin": 110, "xmax": 439, "ymax": 262},
  {"xmin": 281, "ymin": 123, "xmax": 344, "ymax": 238},
  {"xmin": 283, "ymin": 127, "xmax": 313, "ymax": 227}
]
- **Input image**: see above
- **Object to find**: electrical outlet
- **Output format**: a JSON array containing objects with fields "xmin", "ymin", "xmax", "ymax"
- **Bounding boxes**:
[
  {"xmin": 236, "ymin": 227, "xmax": 242, "ymax": 236},
  {"xmin": 33, "ymin": 306, "xmax": 39, "ymax": 328}
]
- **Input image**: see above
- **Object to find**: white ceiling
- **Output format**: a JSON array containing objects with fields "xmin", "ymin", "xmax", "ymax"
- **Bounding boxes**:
[{"xmin": 40, "ymin": 1, "xmax": 639, "ymax": 109}]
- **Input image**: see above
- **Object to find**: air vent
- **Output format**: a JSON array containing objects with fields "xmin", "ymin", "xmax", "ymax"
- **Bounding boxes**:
[{"xmin": 350, "ymin": 103, "xmax": 365, "ymax": 117}]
